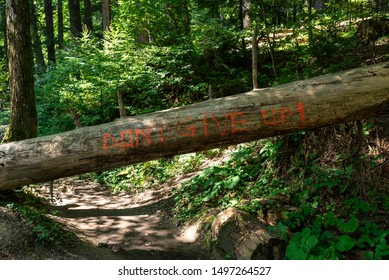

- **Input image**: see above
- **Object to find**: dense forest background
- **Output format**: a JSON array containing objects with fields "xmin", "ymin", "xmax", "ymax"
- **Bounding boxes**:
[{"xmin": 0, "ymin": 0, "xmax": 388, "ymax": 260}]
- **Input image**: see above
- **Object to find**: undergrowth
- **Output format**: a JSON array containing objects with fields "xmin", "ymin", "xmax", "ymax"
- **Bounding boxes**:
[
  {"xmin": 173, "ymin": 120, "xmax": 389, "ymax": 260},
  {"xmin": 0, "ymin": 188, "xmax": 74, "ymax": 247},
  {"xmin": 93, "ymin": 149, "xmax": 224, "ymax": 193}
]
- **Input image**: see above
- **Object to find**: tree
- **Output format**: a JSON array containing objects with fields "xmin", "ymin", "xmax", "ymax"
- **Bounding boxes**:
[
  {"xmin": 68, "ymin": 0, "xmax": 82, "ymax": 37},
  {"xmin": 259, "ymin": 0, "xmax": 277, "ymax": 77},
  {"xmin": 58, "ymin": 0, "xmax": 64, "ymax": 48},
  {"xmin": 83, "ymin": 0, "xmax": 93, "ymax": 32},
  {"xmin": 102, "ymin": 0, "xmax": 111, "ymax": 32},
  {"xmin": 0, "ymin": 2, "xmax": 7, "ymax": 62},
  {"xmin": 239, "ymin": 0, "xmax": 251, "ymax": 50},
  {"xmin": 307, "ymin": 0, "xmax": 313, "ymax": 45},
  {"xmin": 30, "ymin": 0, "xmax": 46, "ymax": 69},
  {"xmin": 44, "ymin": 0, "xmax": 56, "ymax": 63},
  {"xmin": 252, "ymin": 21, "xmax": 259, "ymax": 89},
  {"xmin": 3, "ymin": 0, "xmax": 37, "ymax": 142}
]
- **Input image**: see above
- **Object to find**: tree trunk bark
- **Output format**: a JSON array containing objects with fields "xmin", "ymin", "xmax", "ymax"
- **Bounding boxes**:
[
  {"xmin": 102, "ymin": 0, "xmax": 111, "ymax": 32},
  {"xmin": 3, "ymin": 0, "xmax": 37, "ymax": 143},
  {"xmin": 83, "ymin": 0, "xmax": 93, "ymax": 32},
  {"xmin": 44, "ymin": 0, "xmax": 56, "ymax": 63},
  {"xmin": 211, "ymin": 207, "xmax": 284, "ymax": 259},
  {"xmin": 70, "ymin": 108, "xmax": 82, "ymax": 128},
  {"xmin": 57, "ymin": 0, "xmax": 64, "ymax": 48},
  {"xmin": 29, "ymin": 0, "xmax": 46, "ymax": 69},
  {"xmin": 0, "ymin": 62, "xmax": 389, "ymax": 190},
  {"xmin": 252, "ymin": 22, "xmax": 259, "ymax": 90},
  {"xmin": 68, "ymin": 0, "xmax": 82, "ymax": 37},
  {"xmin": 307, "ymin": 0, "xmax": 313, "ymax": 45},
  {"xmin": 0, "ymin": 3, "xmax": 7, "ymax": 62},
  {"xmin": 259, "ymin": 0, "xmax": 277, "ymax": 77},
  {"xmin": 117, "ymin": 92, "xmax": 127, "ymax": 118}
]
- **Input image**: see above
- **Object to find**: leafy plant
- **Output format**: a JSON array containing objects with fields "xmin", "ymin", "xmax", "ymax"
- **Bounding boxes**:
[
  {"xmin": 173, "ymin": 141, "xmax": 285, "ymax": 223},
  {"xmin": 3, "ymin": 189, "xmax": 74, "ymax": 247}
]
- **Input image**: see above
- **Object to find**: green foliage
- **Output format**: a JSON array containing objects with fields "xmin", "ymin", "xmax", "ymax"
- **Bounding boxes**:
[
  {"xmin": 173, "ymin": 120, "xmax": 389, "ymax": 259},
  {"xmin": 94, "ymin": 149, "xmax": 224, "ymax": 193},
  {"xmin": 0, "ymin": 58, "xmax": 9, "ymax": 110},
  {"xmin": 2, "ymin": 189, "xmax": 74, "ymax": 247},
  {"xmin": 36, "ymin": 32, "xmax": 161, "ymax": 134},
  {"xmin": 283, "ymin": 211, "xmax": 389, "ymax": 260},
  {"xmin": 0, "ymin": 109, "xmax": 9, "ymax": 126},
  {"xmin": 173, "ymin": 141, "xmax": 285, "ymax": 223},
  {"xmin": 95, "ymin": 158, "xmax": 179, "ymax": 193}
]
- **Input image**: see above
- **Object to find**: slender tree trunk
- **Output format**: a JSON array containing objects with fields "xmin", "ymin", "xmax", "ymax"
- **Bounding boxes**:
[
  {"xmin": 30, "ymin": 0, "xmax": 46, "ymax": 69},
  {"xmin": 307, "ymin": 0, "xmax": 313, "ymax": 45},
  {"xmin": 58, "ymin": 0, "xmax": 64, "ymax": 48},
  {"xmin": 3, "ymin": 0, "xmax": 37, "ymax": 142},
  {"xmin": 252, "ymin": 22, "xmax": 259, "ymax": 89},
  {"xmin": 292, "ymin": 2, "xmax": 297, "ymax": 22},
  {"xmin": 0, "ymin": 3, "xmax": 7, "ymax": 62},
  {"xmin": 239, "ymin": 0, "xmax": 246, "ymax": 50},
  {"xmin": 182, "ymin": 1, "xmax": 190, "ymax": 35},
  {"xmin": 44, "ymin": 0, "xmax": 56, "ymax": 63},
  {"xmin": 102, "ymin": 0, "xmax": 111, "ymax": 32},
  {"xmin": 117, "ymin": 92, "xmax": 127, "ymax": 118},
  {"xmin": 68, "ymin": 0, "xmax": 82, "ymax": 37},
  {"xmin": 70, "ymin": 108, "xmax": 82, "ymax": 128},
  {"xmin": 348, "ymin": 0, "xmax": 352, "ymax": 30},
  {"xmin": 83, "ymin": 0, "xmax": 93, "ymax": 32},
  {"xmin": 259, "ymin": 0, "xmax": 277, "ymax": 77},
  {"xmin": 243, "ymin": 0, "xmax": 251, "ymax": 29}
]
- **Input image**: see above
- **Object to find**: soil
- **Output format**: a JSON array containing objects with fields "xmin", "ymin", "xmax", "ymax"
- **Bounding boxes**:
[{"xmin": 0, "ymin": 175, "xmax": 219, "ymax": 260}]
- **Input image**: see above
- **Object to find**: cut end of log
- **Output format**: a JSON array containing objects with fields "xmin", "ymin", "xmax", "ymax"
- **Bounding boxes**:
[{"xmin": 211, "ymin": 207, "xmax": 285, "ymax": 259}]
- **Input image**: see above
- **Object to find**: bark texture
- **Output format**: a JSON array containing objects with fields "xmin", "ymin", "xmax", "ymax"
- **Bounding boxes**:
[
  {"xmin": 83, "ymin": 0, "xmax": 93, "ymax": 32},
  {"xmin": 4, "ymin": 0, "xmax": 37, "ymax": 143},
  {"xmin": 102, "ymin": 0, "xmax": 111, "ymax": 32},
  {"xmin": 44, "ymin": 0, "xmax": 56, "ymax": 63},
  {"xmin": 30, "ymin": 0, "xmax": 46, "ymax": 68},
  {"xmin": 57, "ymin": 0, "xmax": 64, "ymax": 48},
  {"xmin": 0, "ymin": 62, "xmax": 389, "ymax": 190},
  {"xmin": 211, "ymin": 208, "xmax": 284, "ymax": 259},
  {"xmin": 68, "ymin": 0, "xmax": 82, "ymax": 37}
]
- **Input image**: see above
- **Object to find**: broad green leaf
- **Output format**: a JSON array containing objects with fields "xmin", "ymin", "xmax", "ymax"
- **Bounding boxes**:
[
  {"xmin": 204, "ymin": 177, "xmax": 214, "ymax": 188},
  {"xmin": 324, "ymin": 212, "xmax": 338, "ymax": 227},
  {"xmin": 224, "ymin": 176, "xmax": 240, "ymax": 189},
  {"xmin": 336, "ymin": 235, "xmax": 355, "ymax": 252},
  {"xmin": 301, "ymin": 234, "xmax": 319, "ymax": 253},
  {"xmin": 337, "ymin": 216, "xmax": 359, "ymax": 233},
  {"xmin": 228, "ymin": 198, "xmax": 239, "ymax": 207},
  {"xmin": 285, "ymin": 242, "xmax": 308, "ymax": 260}
]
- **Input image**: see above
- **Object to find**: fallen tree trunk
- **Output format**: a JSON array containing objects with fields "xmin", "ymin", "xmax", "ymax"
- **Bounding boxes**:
[
  {"xmin": 211, "ymin": 207, "xmax": 284, "ymax": 259},
  {"xmin": 1, "ymin": 62, "xmax": 389, "ymax": 190}
]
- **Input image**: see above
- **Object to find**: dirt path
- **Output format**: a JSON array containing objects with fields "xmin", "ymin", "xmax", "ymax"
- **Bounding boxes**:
[{"xmin": 37, "ymin": 177, "xmax": 215, "ymax": 260}]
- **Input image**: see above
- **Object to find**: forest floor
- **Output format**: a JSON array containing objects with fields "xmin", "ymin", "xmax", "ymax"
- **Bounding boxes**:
[{"xmin": 0, "ymin": 172, "xmax": 219, "ymax": 260}]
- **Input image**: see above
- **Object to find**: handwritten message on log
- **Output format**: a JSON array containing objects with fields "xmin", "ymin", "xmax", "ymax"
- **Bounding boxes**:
[{"xmin": 102, "ymin": 102, "xmax": 305, "ymax": 151}]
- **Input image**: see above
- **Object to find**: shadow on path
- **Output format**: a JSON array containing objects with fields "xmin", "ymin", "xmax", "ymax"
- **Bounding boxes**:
[{"xmin": 37, "ymin": 178, "xmax": 215, "ymax": 260}]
